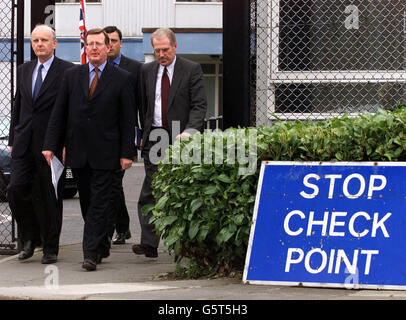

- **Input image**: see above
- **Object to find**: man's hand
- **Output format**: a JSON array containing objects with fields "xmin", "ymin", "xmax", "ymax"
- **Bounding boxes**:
[
  {"xmin": 175, "ymin": 132, "xmax": 191, "ymax": 140},
  {"xmin": 138, "ymin": 139, "xmax": 143, "ymax": 150},
  {"xmin": 120, "ymin": 157, "xmax": 132, "ymax": 171},
  {"xmin": 9, "ymin": 146, "xmax": 12, "ymax": 154},
  {"xmin": 42, "ymin": 150, "xmax": 54, "ymax": 166},
  {"xmin": 62, "ymin": 146, "xmax": 66, "ymax": 166}
]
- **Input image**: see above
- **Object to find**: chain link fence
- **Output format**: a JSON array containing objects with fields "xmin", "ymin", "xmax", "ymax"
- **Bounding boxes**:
[
  {"xmin": 0, "ymin": 0, "xmax": 16, "ymax": 252},
  {"xmin": 251, "ymin": 0, "xmax": 406, "ymax": 126}
]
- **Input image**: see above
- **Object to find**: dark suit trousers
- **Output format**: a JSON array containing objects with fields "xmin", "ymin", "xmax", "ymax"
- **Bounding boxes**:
[
  {"xmin": 138, "ymin": 139, "xmax": 164, "ymax": 249},
  {"xmin": 7, "ymin": 147, "xmax": 64, "ymax": 255},
  {"xmin": 73, "ymin": 164, "xmax": 114, "ymax": 261},
  {"xmin": 107, "ymin": 169, "xmax": 130, "ymax": 239}
]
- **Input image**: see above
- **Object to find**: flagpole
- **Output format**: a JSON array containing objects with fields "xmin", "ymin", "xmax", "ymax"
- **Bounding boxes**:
[{"xmin": 79, "ymin": 0, "xmax": 87, "ymax": 64}]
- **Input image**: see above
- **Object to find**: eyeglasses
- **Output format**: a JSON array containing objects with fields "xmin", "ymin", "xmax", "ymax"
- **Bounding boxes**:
[
  {"xmin": 86, "ymin": 42, "xmax": 106, "ymax": 48},
  {"xmin": 154, "ymin": 48, "xmax": 170, "ymax": 54}
]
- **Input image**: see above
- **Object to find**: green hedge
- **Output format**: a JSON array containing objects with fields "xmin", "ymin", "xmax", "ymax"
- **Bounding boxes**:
[{"xmin": 145, "ymin": 106, "xmax": 406, "ymax": 278}]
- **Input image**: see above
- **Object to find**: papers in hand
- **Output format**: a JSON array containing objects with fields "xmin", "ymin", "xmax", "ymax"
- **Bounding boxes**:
[
  {"xmin": 134, "ymin": 127, "xmax": 142, "ymax": 147},
  {"xmin": 50, "ymin": 156, "xmax": 64, "ymax": 200}
]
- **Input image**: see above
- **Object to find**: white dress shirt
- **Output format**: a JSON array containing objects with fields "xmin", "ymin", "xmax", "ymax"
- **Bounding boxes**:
[
  {"xmin": 153, "ymin": 56, "xmax": 176, "ymax": 128},
  {"xmin": 32, "ymin": 55, "xmax": 55, "ymax": 96}
]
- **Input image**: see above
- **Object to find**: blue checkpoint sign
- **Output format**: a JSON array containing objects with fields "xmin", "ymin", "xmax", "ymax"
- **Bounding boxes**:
[{"xmin": 243, "ymin": 161, "xmax": 406, "ymax": 290}]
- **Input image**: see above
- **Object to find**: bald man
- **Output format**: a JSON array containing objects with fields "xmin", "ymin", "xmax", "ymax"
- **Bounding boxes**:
[{"xmin": 8, "ymin": 24, "xmax": 74, "ymax": 264}]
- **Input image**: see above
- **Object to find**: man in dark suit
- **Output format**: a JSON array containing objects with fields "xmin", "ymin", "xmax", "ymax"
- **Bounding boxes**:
[
  {"xmin": 42, "ymin": 28, "xmax": 137, "ymax": 271},
  {"xmin": 102, "ymin": 26, "xmax": 143, "ymax": 245},
  {"xmin": 8, "ymin": 24, "xmax": 74, "ymax": 264},
  {"xmin": 133, "ymin": 28, "xmax": 207, "ymax": 258}
]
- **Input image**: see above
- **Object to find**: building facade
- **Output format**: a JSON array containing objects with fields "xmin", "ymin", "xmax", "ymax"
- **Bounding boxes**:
[{"xmin": 22, "ymin": 0, "xmax": 223, "ymax": 120}]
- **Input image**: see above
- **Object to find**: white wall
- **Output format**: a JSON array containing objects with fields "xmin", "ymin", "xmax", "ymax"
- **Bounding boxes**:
[
  {"xmin": 55, "ymin": 3, "xmax": 103, "ymax": 37},
  {"xmin": 103, "ymin": 0, "xmax": 175, "ymax": 37},
  {"xmin": 23, "ymin": 0, "xmax": 222, "ymax": 37},
  {"xmin": 24, "ymin": 1, "xmax": 103, "ymax": 37},
  {"xmin": 174, "ymin": 2, "xmax": 222, "ymax": 28}
]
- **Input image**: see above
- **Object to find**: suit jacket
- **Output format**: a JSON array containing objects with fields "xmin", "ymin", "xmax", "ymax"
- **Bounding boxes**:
[
  {"xmin": 118, "ymin": 55, "xmax": 143, "ymax": 128},
  {"xmin": 43, "ymin": 62, "xmax": 136, "ymax": 170},
  {"xmin": 9, "ymin": 56, "xmax": 74, "ymax": 158},
  {"xmin": 141, "ymin": 56, "xmax": 207, "ymax": 146}
]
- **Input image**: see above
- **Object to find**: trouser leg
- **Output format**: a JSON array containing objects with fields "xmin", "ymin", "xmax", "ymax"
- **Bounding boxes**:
[
  {"xmin": 74, "ymin": 165, "xmax": 114, "ymax": 261},
  {"xmin": 114, "ymin": 170, "xmax": 130, "ymax": 234},
  {"xmin": 137, "ymin": 156, "xmax": 159, "ymax": 248},
  {"xmin": 8, "ymin": 154, "xmax": 40, "ymax": 244}
]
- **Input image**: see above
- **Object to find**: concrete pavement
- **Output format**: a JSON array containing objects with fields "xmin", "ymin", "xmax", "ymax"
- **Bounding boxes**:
[
  {"xmin": 0, "ymin": 164, "xmax": 406, "ymax": 301},
  {"xmin": 2, "ymin": 240, "xmax": 406, "ymax": 300}
]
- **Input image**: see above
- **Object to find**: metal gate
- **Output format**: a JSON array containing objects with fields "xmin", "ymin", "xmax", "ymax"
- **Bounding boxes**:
[
  {"xmin": 251, "ymin": 0, "xmax": 406, "ymax": 126},
  {"xmin": 0, "ymin": 0, "xmax": 17, "ymax": 253}
]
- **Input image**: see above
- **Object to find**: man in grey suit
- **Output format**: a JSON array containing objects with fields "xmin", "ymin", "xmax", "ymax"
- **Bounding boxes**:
[
  {"xmin": 103, "ymin": 26, "xmax": 143, "ymax": 245},
  {"xmin": 133, "ymin": 28, "xmax": 207, "ymax": 258}
]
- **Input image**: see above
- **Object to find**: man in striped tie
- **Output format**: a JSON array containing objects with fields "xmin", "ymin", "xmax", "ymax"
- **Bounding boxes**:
[{"xmin": 42, "ymin": 29, "xmax": 137, "ymax": 271}]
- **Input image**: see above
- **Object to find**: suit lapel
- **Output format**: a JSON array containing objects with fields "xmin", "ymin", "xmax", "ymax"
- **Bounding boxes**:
[
  {"xmin": 168, "ymin": 57, "xmax": 183, "ymax": 111},
  {"xmin": 24, "ymin": 60, "xmax": 37, "ymax": 101},
  {"xmin": 34, "ymin": 57, "xmax": 59, "ymax": 103},
  {"xmin": 118, "ymin": 55, "xmax": 128, "ymax": 69},
  {"xmin": 149, "ymin": 62, "xmax": 159, "ymax": 111},
  {"xmin": 80, "ymin": 63, "xmax": 90, "ymax": 100}
]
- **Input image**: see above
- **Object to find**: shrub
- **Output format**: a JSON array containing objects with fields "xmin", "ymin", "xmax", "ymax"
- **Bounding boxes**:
[{"xmin": 145, "ymin": 106, "xmax": 406, "ymax": 278}]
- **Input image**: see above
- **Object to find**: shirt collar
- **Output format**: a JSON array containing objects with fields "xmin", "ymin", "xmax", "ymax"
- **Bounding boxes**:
[
  {"xmin": 89, "ymin": 60, "xmax": 107, "ymax": 73},
  {"xmin": 111, "ymin": 54, "xmax": 121, "ymax": 67},
  {"xmin": 37, "ymin": 55, "xmax": 54, "ymax": 72},
  {"xmin": 159, "ymin": 56, "xmax": 176, "ymax": 77}
]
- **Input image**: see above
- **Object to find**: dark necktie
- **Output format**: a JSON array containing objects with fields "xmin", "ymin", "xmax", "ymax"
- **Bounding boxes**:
[
  {"xmin": 161, "ymin": 67, "xmax": 170, "ymax": 131},
  {"xmin": 32, "ymin": 64, "xmax": 44, "ymax": 102},
  {"xmin": 88, "ymin": 67, "xmax": 99, "ymax": 99}
]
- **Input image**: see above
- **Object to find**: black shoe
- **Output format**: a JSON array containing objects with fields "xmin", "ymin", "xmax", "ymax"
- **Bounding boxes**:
[
  {"xmin": 125, "ymin": 230, "xmax": 131, "ymax": 239},
  {"xmin": 82, "ymin": 259, "xmax": 97, "ymax": 271},
  {"xmin": 18, "ymin": 240, "xmax": 37, "ymax": 261},
  {"xmin": 112, "ymin": 233, "xmax": 127, "ymax": 245},
  {"xmin": 96, "ymin": 254, "xmax": 102, "ymax": 264},
  {"xmin": 132, "ymin": 244, "xmax": 158, "ymax": 258},
  {"xmin": 41, "ymin": 253, "xmax": 57, "ymax": 264}
]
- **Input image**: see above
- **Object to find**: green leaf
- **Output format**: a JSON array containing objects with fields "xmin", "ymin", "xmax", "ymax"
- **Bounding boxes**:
[
  {"xmin": 216, "ymin": 226, "xmax": 235, "ymax": 244},
  {"xmin": 188, "ymin": 220, "xmax": 200, "ymax": 240},
  {"xmin": 155, "ymin": 195, "xmax": 169, "ymax": 210},
  {"xmin": 190, "ymin": 198, "xmax": 203, "ymax": 214},
  {"xmin": 203, "ymin": 185, "xmax": 217, "ymax": 195},
  {"xmin": 217, "ymin": 173, "xmax": 232, "ymax": 184},
  {"xmin": 141, "ymin": 204, "xmax": 155, "ymax": 216},
  {"xmin": 164, "ymin": 234, "xmax": 179, "ymax": 247},
  {"xmin": 197, "ymin": 225, "xmax": 210, "ymax": 241},
  {"xmin": 162, "ymin": 216, "xmax": 178, "ymax": 228}
]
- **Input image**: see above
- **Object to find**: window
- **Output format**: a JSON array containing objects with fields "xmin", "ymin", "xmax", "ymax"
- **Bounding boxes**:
[
  {"xmin": 260, "ymin": 0, "xmax": 406, "ymax": 119},
  {"xmin": 201, "ymin": 62, "xmax": 222, "ymax": 120}
]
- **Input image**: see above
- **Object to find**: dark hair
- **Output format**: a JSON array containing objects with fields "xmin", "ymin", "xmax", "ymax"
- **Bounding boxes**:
[
  {"xmin": 103, "ymin": 26, "xmax": 122, "ymax": 41},
  {"xmin": 84, "ymin": 28, "xmax": 110, "ymax": 45}
]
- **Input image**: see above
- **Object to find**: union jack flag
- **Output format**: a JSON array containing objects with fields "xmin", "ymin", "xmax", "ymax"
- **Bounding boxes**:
[{"xmin": 79, "ymin": 0, "xmax": 87, "ymax": 64}]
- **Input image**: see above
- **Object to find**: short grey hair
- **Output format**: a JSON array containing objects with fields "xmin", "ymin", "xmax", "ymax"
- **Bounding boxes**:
[
  {"xmin": 31, "ymin": 24, "xmax": 56, "ymax": 41},
  {"xmin": 150, "ymin": 28, "xmax": 177, "ymax": 46}
]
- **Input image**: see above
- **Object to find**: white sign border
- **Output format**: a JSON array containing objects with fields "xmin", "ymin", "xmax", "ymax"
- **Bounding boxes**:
[{"xmin": 243, "ymin": 161, "xmax": 406, "ymax": 291}]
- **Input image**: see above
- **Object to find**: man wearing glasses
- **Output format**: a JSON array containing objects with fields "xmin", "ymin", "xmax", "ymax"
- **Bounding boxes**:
[{"xmin": 43, "ymin": 28, "xmax": 137, "ymax": 271}]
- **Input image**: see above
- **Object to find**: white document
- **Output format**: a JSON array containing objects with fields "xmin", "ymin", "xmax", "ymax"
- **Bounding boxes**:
[{"xmin": 50, "ymin": 156, "xmax": 64, "ymax": 200}]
